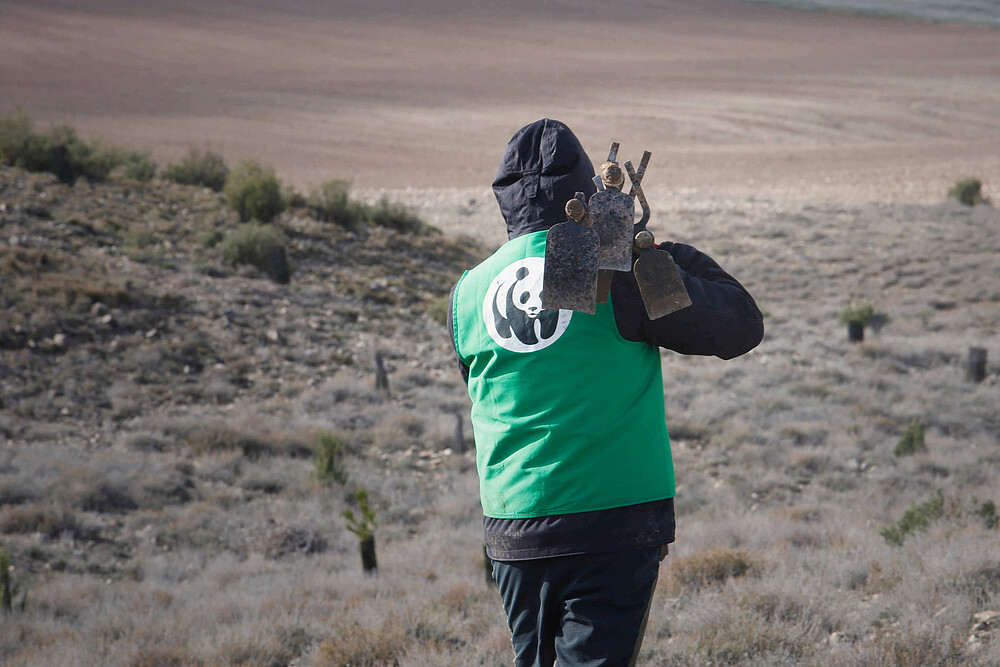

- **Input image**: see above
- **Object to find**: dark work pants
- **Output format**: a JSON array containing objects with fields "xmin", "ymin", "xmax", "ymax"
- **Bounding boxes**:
[{"xmin": 491, "ymin": 546, "xmax": 664, "ymax": 667}]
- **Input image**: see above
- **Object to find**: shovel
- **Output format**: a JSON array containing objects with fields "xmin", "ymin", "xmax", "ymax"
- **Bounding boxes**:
[
  {"xmin": 625, "ymin": 160, "xmax": 692, "ymax": 319},
  {"xmin": 541, "ymin": 193, "xmax": 600, "ymax": 313},
  {"xmin": 587, "ymin": 142, "xmax": 635, "ymax": 274}
]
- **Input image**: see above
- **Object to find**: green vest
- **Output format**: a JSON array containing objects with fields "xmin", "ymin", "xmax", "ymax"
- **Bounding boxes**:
[{"xmin": 452, "ymin": 230, "xmax": 675, "ymax": 519}]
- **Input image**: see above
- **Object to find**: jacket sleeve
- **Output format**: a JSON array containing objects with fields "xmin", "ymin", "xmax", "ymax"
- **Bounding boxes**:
[
  {"xmin": 447, "ymin": 283, "xmax": 471, "ymax": 384},
  {"xmin": 610, "ymin": 242, "xmax": 764, "ymax": 359}
]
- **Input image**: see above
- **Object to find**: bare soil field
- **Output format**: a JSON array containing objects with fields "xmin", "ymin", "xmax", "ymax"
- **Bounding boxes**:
[{"xmin": 2, "ymin": 0, "xmax": 1000, "ymax": 204}]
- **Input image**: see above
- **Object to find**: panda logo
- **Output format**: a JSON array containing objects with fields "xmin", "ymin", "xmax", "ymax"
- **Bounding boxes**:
[{"xmin": 483, "ymin": 257, "xmax": 571, "ymax": 353}]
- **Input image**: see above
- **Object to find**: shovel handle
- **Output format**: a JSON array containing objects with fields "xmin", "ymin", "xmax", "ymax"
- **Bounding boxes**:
[{"xmin": 625, "ymin": 161, "xmax": 651, "ymax": 231}]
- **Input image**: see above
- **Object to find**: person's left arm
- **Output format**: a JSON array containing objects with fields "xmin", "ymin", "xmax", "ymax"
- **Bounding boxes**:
[{"xmin": 611, "ymin": 242, "xmax": 764, "ymax": 359}]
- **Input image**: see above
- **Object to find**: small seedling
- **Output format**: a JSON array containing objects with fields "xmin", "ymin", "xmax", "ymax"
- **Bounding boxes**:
[
  {"xmin": 893, "ymin": 420, "xmax": 927, "ymax": 457},
  {"xmin": 0, "ymin": 547, "xmax": 28, "ymax": 613},
  {"xmin": 344, "ymin": 489, "xmax": 377, "ymax": 573},
  {"xmin": 880, "ymin": 490, "xmax": 944, "ymax": 546},
  {"xmin": 838, "ymin": 302, "xmax": 888, "ymax": 343},
  {"xmin": 313, "ymin": 432, "xmax": 348, "ymax": 486},
  {"xmin": 374, "ymin": 351, "xmax": 390, "ymax": 396},
  {"xmin": 973, "ymin": 499, "xmax": 998, "ymax": 530}
]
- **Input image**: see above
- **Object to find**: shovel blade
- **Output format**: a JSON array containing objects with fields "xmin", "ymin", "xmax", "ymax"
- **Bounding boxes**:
[
  {"xmin": 587, "ymin": 189, "xmax": 634, "ymax": 272},
  {"xmin": 542, "ymin": 221, "xmax": 600, "ymax": 313},
  {"xmin": 634, "ymin": 249, "xmax": 692, "ymax": 319}
]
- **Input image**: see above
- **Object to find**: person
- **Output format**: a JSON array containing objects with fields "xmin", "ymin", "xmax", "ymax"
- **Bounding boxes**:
[{"xmin": 447, "ymin": 119, "xmax": 764, "ymax": 667}]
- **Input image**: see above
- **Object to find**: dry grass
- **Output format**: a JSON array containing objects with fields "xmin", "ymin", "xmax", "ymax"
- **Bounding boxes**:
[{"xmin": 663, "ymin": 548, "xmax": 761, "ymax": 593}]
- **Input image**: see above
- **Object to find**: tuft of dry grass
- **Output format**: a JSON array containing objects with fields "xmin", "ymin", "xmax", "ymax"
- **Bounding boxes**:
[
  {"xmin": 0, "ymin": 503, "xmax": 93, "ymax": 540},
  {"xmin": 664, "ymin": 548, "xmax": 761, "ymax": 593},
  {"xmin": 129, "ymin": 646, "xmax": 206, "ymax": 667},
  {"xmin": 314, "ymin": 620, "xmax": 407, "ymax": 667},
  {"xmin": 253, "ymin": 522, "xmax": 328, "ymax": 560}
]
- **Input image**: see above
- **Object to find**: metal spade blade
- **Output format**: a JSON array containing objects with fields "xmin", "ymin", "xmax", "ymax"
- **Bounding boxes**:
[
  {"xmin": 542, "ymin": 198, "xmax": 600, "ymax": 313},
  {"xmin": 634, "ymin": 247, "xmax": 692, "ymax": 319},
  {"xmin": 588, "ymin": 188, "xmax": 634, "ymax": 272}
]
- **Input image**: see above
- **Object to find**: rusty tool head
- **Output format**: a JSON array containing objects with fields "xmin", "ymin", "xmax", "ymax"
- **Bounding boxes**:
[{"xmin": 541, "ymin": 192, "xmax": 600, "ymax": 313}]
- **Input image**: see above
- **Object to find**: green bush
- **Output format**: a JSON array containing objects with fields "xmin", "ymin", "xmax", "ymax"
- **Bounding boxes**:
[
  {"xmin": 367, "ymin": 196, "xmax": 428, "ymax": 234},
  {"xmin": 0, "ymin": 109, "xmax": 36, "ymax": 166},
  {"xmin": 164, "ymin": 147, "xmax": 229, "ymax": 191},
  {"xmin": 224, "ymin": 159, "xmax": 285, "ymax": 222},
  {"xmin": 880, "ymin": 489, "xmax": 944, "ymax": 546},
  {"xmin": 948, "ymin": 178, "xmax": 985, "ymax": 206},
  {"xmin": 313, "ymin": 432, "xmax": 348, "ymax": 485},
  {"xmin": 893, "ymin": 419, "xmax": 927, "ymax": 457},
  {"xmin": 0, "ymin": 109, "xmax": 130, "ymax": 183},
  {"xmin": 116, "ymin": 150, "xmax": 157, "ymax": 182},
  {"xmin": 974, "ymin": 499, "xmax": 998, "ymax": 530},
  {"xmin": 343, "ymin": 489, "xmax": 376, "ymax": 542},
  {"xmin": 219, "ymin": 223, "xmax": 289, "ymax": 282},
  {"xmin": 344, "ymin": 488, "xmax": 378, "ymax": 573},
  {"xmin": 426, "ymin": 294, "xmax": 450, "ymax": 326},
  {"xmin": 838, "ymin": 301, "xmax": 875, "ymax": 326},
  {"xmin": 308, "ymin": 179, "xmax": 365, "ymax": 228},
  {"xmin": 282, "ymin": 184, "xmax": 307, "ymax": 209}
]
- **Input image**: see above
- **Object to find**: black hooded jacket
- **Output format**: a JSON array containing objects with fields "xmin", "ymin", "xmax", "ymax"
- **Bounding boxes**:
[{"xmin": 450, "ymin": 119, "xmax": 764, "ymax": 560}]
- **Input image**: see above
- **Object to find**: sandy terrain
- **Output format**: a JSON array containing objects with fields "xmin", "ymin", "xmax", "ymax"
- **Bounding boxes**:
[{"xmin": 2, "ymin": 0, "xmax": 1000, "ymax": 210}]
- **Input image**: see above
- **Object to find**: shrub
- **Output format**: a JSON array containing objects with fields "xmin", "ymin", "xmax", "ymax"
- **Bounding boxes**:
[
  {"xmin": 948, "ymin": 177, "xmax": 985, "ymax": 206},
  {"xmin": 217, "ymin": 627, "xmax": 312, "ymax": 667},
  {"xmin": 880, "ymin": 489, "xmax": 945, "ymax": 546},
  {"xmin": 313, "ymin": 432, "xmax": 348, "ymax": 485},
  {"xmin": 315, "ymin": 621, "xmax": 405, "ymax": 667},
  {"xmin": 973, "ymin": 499, "xmax": 998, "ymax": 530},
  {"xmin": 308, "ymin": 179, "xmax": 365, "ymax": 228},
  {"xmin": 224, "ymin": 159, "xmax": 285, "ymax": 222},
  {"xmin": 893, "ymin": 420, "xmax": 926, "ymax": 456},
  {"xmin": 0, "ymin": 110, "xmax": 129, "ymax": 183},
  {"xmin": 344, "ymin": 489, "xmax": 378, "ymax": 573},
  {"xmin": 116, "ymin": 149, "xmax": 157, "ymax": 182},
  {"xmin": 367, "ymin": 196, "xmax": 427, "ymax": 234},
  {"xmin": 667, "ymin": 548, "xmax": 758, "ymax": 591},
  {"xmin": 0, "ymin": 109, "xmax": 34, "ymax": 165},
  {"xmin": 282, "ymin": 184, "xmax": 307, "ymax": 208},
  {"xmin": 344, "ymin": 489, "xmax": 376, "ymax": 542},
  {"xmin": 0, "ymin": 503, "xmax": 82, "ymax": 538},
  {"xmin": 163, "ymin": 147, "xmax": 229, "ymax": 191},
  {"xmin": 184, "ymin": 425, "xmax": 275, "ymax": 459},
  {"xmin": 219, "ymin": 223, "xmax": 289, "ymax": 282},
  {"xmin": 426, "ymin": 294, "xmax": 450, "ymax": 326},
  {"xmin": 256, "ymin": 523, "xmax": 328, "ymax": 559},
  {"xmin": 838, "ymin": 301, "xmax": 876, "ymax": 326}
]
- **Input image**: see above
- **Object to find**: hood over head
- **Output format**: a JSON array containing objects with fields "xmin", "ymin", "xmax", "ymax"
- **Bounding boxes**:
[{"xmin": 493, "ymin": 119, "xmax": 597, "ymax": 240}]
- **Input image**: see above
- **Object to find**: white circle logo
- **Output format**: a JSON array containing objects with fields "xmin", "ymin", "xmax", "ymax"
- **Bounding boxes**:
[{"xmin": 482, "ymin": 257, "xmax": 572, "ymax": 353}]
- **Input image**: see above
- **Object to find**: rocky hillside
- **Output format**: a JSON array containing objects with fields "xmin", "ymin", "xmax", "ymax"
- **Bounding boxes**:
[
  {"xmin": 0, "ymin": 166, "xmax": 480, "ymax": 445},
  {"xmin": 0, "ymin": 164, "xmax": 486, "ymax": 589}
]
